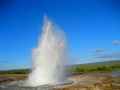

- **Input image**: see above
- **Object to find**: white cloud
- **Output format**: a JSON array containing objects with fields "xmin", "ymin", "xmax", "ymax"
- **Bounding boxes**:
[
  {"xmin": 112, "ymin": 41, "xmax": 120, "ymax": 45},
  {"xmin": 92, "ymin": 48, "xmax": 105, "ymax": 53},
  {"xmin": 93, "ymin": 53, "xmax": 120, "ymax": 58}
]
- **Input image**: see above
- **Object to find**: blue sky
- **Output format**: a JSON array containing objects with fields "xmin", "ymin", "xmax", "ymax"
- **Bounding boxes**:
[{"xmin": 0, "ymin": 0, "xmax": 120, "ymax": 70}]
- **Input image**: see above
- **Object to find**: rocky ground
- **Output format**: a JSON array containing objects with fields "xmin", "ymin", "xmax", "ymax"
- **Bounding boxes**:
[
  {"xmin": 55, "ymin": 73, "xmax": 120, "ymax": 90},
  {"xmin": 0, "ymin": 74, "xmax": 27, "ymax": 83},
  {"xmin": 0, "ymin": 73, "xmax": 120, "ymax": 90}
]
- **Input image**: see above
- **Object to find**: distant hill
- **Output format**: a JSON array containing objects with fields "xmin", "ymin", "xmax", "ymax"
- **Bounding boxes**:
[{"xmin": 69, "ymin": 60, "xmax": 120, "ymax": 67}]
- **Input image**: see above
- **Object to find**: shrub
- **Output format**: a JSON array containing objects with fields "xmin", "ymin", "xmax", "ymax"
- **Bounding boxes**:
[
  {"xmin": 75, "ymin": 67, "xmax": 85, "ymax": 73},
  {"xmin": 97, "ymin": 66, "xmax": 107, "ymax": 71}
]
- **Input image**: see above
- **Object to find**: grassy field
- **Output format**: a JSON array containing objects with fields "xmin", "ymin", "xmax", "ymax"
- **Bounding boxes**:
[
  {"xmin": 66, "ymin": 60, "xmax": 120, "ymax": 75},
  {"xmin": 0, "ymin": 60, "xmax": 120, "ymax": 75},
  {"xmin": 0, "ymin": 69, "xmax": 30, "ymax": 74}
]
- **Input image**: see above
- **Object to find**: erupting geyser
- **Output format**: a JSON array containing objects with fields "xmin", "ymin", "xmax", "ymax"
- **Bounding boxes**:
[{"xmin": 26, "ymin": 16, "xmax": 66, "ymax": 86}]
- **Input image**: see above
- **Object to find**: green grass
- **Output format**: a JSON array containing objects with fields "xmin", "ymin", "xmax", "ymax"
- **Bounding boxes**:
[
  {"xmin": 0, "ymin": 69, "xmax": 30, "ymax": 74},
  {"xmin": 66, "ymin": 60, "xmax": 120, "ymax": 75}
]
